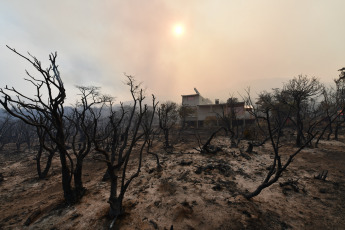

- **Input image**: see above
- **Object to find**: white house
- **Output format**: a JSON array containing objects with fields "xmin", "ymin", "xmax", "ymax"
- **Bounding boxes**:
[{"xmin": 181, "ymin": 89, "xmax": 253, "ymax": 128}]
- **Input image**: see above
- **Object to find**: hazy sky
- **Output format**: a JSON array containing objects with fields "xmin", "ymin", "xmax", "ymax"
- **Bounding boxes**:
[{"xmin": 1, "ymin": 0, "xmax": 344, "ymax": 104}]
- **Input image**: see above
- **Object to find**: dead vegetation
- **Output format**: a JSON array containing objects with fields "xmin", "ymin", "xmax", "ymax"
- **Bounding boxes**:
[
  {"xmin": 1, "ymin": 132, "xmax": 345, "ymax": 229},
  {"xmin": 0, "ymin": 48, "xmax": 345, "ymax": 229}
]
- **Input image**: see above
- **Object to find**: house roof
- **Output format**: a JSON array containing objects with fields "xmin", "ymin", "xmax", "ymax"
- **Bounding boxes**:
[
  {"xmin": 181, "ymin": 94, "xmax": 199, "ymax": 97},
  {"xmin": 198, "ymin": 102, "xmax": 245, "ymax": 107}
]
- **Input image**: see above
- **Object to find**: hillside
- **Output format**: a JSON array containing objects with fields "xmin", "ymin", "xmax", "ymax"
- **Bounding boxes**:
[{"xmin": 1, "ymin": 134, "xmax": 345, "ymax": 229}]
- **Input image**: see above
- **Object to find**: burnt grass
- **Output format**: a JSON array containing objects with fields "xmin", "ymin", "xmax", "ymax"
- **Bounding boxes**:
[{"xmin": 0, "ymin": 132, "xmax": 345, "ymax": 229}]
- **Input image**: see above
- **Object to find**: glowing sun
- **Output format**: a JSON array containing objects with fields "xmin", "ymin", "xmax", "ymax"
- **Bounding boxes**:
[{"xmin": 173, "ymin": 24, "xmax": 184, "ymax": 36}]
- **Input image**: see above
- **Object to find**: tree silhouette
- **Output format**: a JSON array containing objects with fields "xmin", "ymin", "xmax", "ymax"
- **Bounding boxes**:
[
  {"xmin": 92, "ymin": 76, "xmax": 157, "ymax": 226},
  {"xmin": 0, "ymin": 46, "xmax": 76, "ymax": 204}
]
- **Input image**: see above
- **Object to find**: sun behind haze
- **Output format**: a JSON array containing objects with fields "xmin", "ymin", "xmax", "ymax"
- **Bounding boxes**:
[
  {"xmin": 173, "ymin": 24, "xmax": 184, "ymax": 36},
  {"xmin": 1, "ymin": 1, "xmax": 345, "ymax": 104}
]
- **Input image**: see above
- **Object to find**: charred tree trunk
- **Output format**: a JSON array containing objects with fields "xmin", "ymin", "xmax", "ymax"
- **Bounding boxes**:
[
  {"xmin": 36, "ymin": 145, "xmax": 55, "ymax": 179},
  {"xmin": 195, "ymin": 127, "xmax": 225, "ymax": 153},
  {"xmin": 16, "ymin": 142, "xmax": 21, "ymax": 151},
  {"xmin": 244, "ymin": 175, "xmax": 280, "ymax": 199},
  {"xmin": 148, "ymin": 150, "xmax": 161, "ymax": 170},
  {"xmin": 0, "ymin": 47, "xmax": 78, "ymax": 205},
  {"xmin": 163, "ymin": 129, "xmax": 170, "ymax": 149},
  {"xmin": 26, "ymin": 137, "xmax": 32, "ymax": 150},
  {"xmin": 58, "ymin": 144, "xmax": 75, "ymax": 204},
  {"xmin": 327, "ymin": 117, "xmax": 333, "ymax": 140},
  {"xmin": 296, "ymin": 125, "xmax": 304, "ymax": 146},
  {"xmin": 108, "ymin": 165, "xmax": 121, "ymax": 218},
  {"xmin": 315, "ymin": 110, "xmax": 343, "ymax": 147},
  {"xmin": 74, "ymin": 158, "xmax": 86, "ymax": 199},
  {"xmin": 36, "ymin": 146, "xmax": 44, "ymax": 178},
  {"xmin": 246, "ymin": 142, "xmax": 254, "ymax": 153},
  {"xmin": 295, "ymin": 101, "xmax": 308, "ymax": 147},
  {"xmin": 315, "ymin": 124, "xmax": 329, "ymax": 148},
  {"xmin": 334, "ymin": 121, "xmax": 340, "ymax": 140},
  {"xmin": 244, "ymin": 132, "xmax": 316, "ymax": 199},
  {"xmin": 0, "ymin": 143, "xmax": 6, "ymax": 151}
]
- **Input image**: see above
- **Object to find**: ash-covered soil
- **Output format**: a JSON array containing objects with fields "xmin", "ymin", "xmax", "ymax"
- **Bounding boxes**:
[{"xmin": 1, "ymin": 136, "xmax": 345, "ymax": 229}]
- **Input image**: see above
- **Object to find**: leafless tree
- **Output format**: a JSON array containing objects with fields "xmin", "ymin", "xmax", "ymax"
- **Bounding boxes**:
[
  {"xmin": 244, "ymin": 90, "xmax": 316, "ymax": 199},
  {"xmin": 158, "ymin": 101, "xmax": 178, "ymax": 150},
  {"xmin": 333, "ymin": 71, "xmax": 345, "ymax": 140},
  {"xmin": 0, "ymin": 112, "xmax": 13, "ymax": 151},
  {"xmin": 243, "ymin": 90, "xmax": 282, "ymax": 148},
  {"xmin": 178, "ymin": 105, "xmax": 196, "ymax": 129},
  {"xmin": 35, "ymin": 124, "xmax": 58, "ymax": 179},
  {"xmin": 280, "ymin": 75, "xmax": 323, "ymax": 146},
  {"xmin": 313, "ymin": 86, "xmax": 344, "ymax": 147},
  {"xmin": 194, "ymin": 127, "xmax": 226, "ymax": 153},
  {"xmin": 141, "ymin": 98, "xmax": 160, "ymax": 169},
  {"xmin": 12, "ymin": 119, "xmax": 36, "ymax": 151},
  {"xmin": 0, "ymin": 46, "xmax": 76, "ymax": 204},
  {"xmin": 92, "ymin": 76, "xmax": 156, "ymax": 226},
  {"xmin": 215, "ymin": 97, "xmax": 242, "ymax": 147},
  {"xmin": 66, "ymin": 86, "xmax": 111, "ymax": 199}
]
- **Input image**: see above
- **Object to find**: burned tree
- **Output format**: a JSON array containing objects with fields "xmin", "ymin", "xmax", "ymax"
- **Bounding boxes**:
[
  {"xmin": 244, "ymin": 89, "xmax": 316, "ymax": 199},
  {"xmin": 0, "ymin": 46, "xmax": 76, "ymax": 204},
  {"xmin": 194, "ymin": 127, "xmax": 226, "ymax": 153},
  {"xmin": 313, "ymin": 86, "xmax": 344, "ymax": 147},
  {"xmin": 13, "ymin": 119, "xmax": 35, "ymax": 151},
  {"xmin": 35, "ymin": 123, "xmax": 58, "ymax": 179},
  {"xmin": 141, "ymin": 97, "xmax": 160, "ymax": 169},
  {"xmin": 243, "ymin": 88, "xmax": 285, "ymax": 149},
  {"xmin": 179, "ymin": 105, "xmax": 196, "ymax": 129},
  {"xmin": 92, "ymin": 76, "xmax": 156, "ymax": 225},
  {"xmin": 333, "ymin": 70, "xmax": 345, "ymax": 140},
  {"xmin": 280, "ymin": 75, "xmax": 323, "ymax": 146},
  {"xmin": 216, "ymin": 97, "xmax": 243, "ymax": 147},
  {"xmin": 66, "ymin": 86, "xmax": 111, "ymax": 199},
  {"xmin": 0, "ymin": 112, "xmax": 13, "ymax": 151},
  {"xmin": 158, "ymin": 101, "xmax": 178, "ymax": 149}
]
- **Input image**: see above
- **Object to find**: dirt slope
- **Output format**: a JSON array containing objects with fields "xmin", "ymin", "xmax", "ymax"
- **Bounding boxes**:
[{"xmin": 0, "ymin": 138, "xmax": 344, "ymax": 229}]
